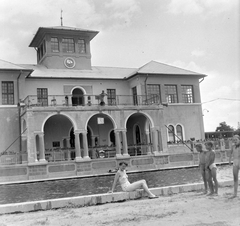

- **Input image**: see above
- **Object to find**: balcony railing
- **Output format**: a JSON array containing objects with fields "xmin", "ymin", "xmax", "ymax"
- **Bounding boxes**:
[{"xmin": 22, "ymin": 94, "xmax": 161, "ymax": 108}]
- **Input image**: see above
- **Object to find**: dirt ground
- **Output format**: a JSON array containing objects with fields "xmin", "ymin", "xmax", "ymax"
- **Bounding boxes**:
[{"xmin": 0, "ymin": 185, "xmax": 239, "ymax": 226}]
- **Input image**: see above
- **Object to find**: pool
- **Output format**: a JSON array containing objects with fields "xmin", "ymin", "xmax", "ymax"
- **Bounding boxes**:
[{"xmin": 0, "ymin": 165, "xmax": 229, "ymax": 205}]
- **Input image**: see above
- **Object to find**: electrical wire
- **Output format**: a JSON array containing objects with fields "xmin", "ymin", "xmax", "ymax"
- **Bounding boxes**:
[{"xmin": 202, "ymin": 98, "xmax": 240, "ymax": 104}]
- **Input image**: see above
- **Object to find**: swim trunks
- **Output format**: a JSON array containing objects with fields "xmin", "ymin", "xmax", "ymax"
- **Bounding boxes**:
[
  {"xmin": 121, "ymin": 181, "xmax": 131, "ymax": 191},
  {"xmin": 233, "ymin": 159, "xmax": 240, "ymax": 168},
  {"xmin": 209, "ymin": 163, "xmax": 217, "ymax": 170}
]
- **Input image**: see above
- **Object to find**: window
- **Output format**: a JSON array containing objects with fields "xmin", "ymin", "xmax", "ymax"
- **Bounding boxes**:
[
  {"xmin": 37, "ymin": 40, "xmax": 46, "ymax": 61},
  {"xmin": 62, "ymin": 38, "xmax": 75, "ymax": 53},
  {"xmin": 168, "ymin": 125, "xmax": 175, "ymax": 143},
  {"xmin": 182, "ymin": 85, "xmax": 193, "ymax": 103},
  {"xmin": 37, "ymin": 88, "xmax": 48, "ymax": 106},
  {"xmin": 165, "ymin": 85, "xmax": 178, "ymax": 103},
  {"xmin": 176, "ymin": 125, "xmax": 183, "ymax": 141},
  {"xmin": 2, "ymin": 81, "xmax": 14, "ymax": 105},
  {"xmin": 147, "ymin": 84, "xmax": 160, "ymax": 104},
  {"xmin": 51, "ymin": 37, "xmax": 59, "ymax": 52},
  {"xmin": 78, "ymin": 39, "xmax": 86, "ymax": 53},
  {"xmin": 132, "ymin": 87, "xmax": 138, "ymax": 105},
  {"xmin": 107, "ymin": 89, "xmax": 116, "ymax": 105}
]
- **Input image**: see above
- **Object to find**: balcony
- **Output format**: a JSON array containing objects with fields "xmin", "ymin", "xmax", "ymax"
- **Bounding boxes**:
[{"xmin": 21, "ymin": 94, "xmax": 162, "ymax": 112}]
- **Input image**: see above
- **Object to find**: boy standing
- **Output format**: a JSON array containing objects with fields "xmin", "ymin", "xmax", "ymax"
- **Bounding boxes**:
[
  {"xmin": 205, "ymin": 141, "xmax": 218, "ymax": 195},
  {"xmin": 229, "ymin": 135, "xmax": 240, "ymax": 198},
  {"xmin": 195, "ymin": 143, "xmax": 208, "ymax": 194}
]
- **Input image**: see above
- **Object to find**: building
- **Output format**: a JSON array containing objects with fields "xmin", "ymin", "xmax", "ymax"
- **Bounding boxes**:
[{"xmin": 0, "ymin": 25, "xmax": 206, "ymax": 180}]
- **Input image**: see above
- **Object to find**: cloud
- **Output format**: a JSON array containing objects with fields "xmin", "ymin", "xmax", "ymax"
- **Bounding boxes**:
[
  {"xmin": 0, "ymin": 38, "xmax": 20, "ymax": 61},
  {"xmin": 191, "ymin": 49, "xmax": 206, "ymax": 57},
  {"xmin": 170, "ymin": 60, "xmax": 205, "ymax": 74},
  {"xmin": 232, "ymin": 80, "xmax": 240, "ymax": 92},
  {"xmin": 104, "ymin": 0, "xmax": 141, "ymax": 29},
  {"xmin": 167, "ymin": 0, "xmax": 203, "ymax": 15},
  {"xmin": 167, "ymin": 0, "xmax": 238, "ymax": 16}
]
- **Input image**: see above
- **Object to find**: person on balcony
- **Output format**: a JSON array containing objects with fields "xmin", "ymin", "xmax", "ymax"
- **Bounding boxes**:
[
  {"xmin": 99, "ymin": 90, "xmax": 107, "ymax": 106},
  {"xmin": 109, "ymin": 162, "xmax": 158, "ymax": 199},
  {"xmin": 229, "ymin": 135, "xmax": 240, "ymax": 198}
]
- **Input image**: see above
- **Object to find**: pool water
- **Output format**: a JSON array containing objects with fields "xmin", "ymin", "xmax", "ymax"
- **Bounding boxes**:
[{"xmin": 0, "ymin": 166, "xmax": 227, "ymax": 205}]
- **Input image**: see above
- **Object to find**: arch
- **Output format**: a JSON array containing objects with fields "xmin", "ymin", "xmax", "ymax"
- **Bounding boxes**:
[
  {"xmin": 124, "ymin": 111, "xmax": 154, "ymax": 129},
  {"xmin": 86, "ymin": 112, "xmax": 116, "ymax": 147},
  {"xmin": 41, "ymin": 112, "xmax": 77, "ymax": 132},
  {"xmin": 85, "ymin": 112, "xmax": 117, "ymax": 130},
  {"xmin": 176, "ymin": 123, "xmax": 185, "ymax": 142},
  {"xmin": 71, "ymin": 86, "xmax": 86, "ymax": 106},
  {"xmin": 43, "ymin": 114, "xmax": 75, "ymax": 150},
  {"xmin": 70, "ymin": 86, "xmax": 87, "ymax": 95},
  {"xmin": 166, "ymin": 124, "xmax": 175, "ymax": 143}
]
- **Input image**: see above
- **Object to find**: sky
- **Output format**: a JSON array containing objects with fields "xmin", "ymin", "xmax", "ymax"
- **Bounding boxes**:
[{"xmin": 0, "ymin": 0, "xmax": 239, "ymax": 132}]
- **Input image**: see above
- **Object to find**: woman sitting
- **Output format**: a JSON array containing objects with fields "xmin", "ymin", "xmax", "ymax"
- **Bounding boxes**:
[{"xmin": 109, "ymin": 162, "xmax": 158, "ymax": 199}]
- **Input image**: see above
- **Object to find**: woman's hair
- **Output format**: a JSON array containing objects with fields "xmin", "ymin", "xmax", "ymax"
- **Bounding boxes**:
[{"xmin": 119, "ymin": 162, "xmax": 128, "ymax": 166}]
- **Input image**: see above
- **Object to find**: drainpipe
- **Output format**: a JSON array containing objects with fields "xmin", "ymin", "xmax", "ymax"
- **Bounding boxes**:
[
  {"xmin": 144, "ymin": 74, "xmax": 149, "ymax": 101},
  {"xmin": 17, "ymin": 71, "xmax": 22, "ymax": 163},
  {"xmin": 199, "ymin": 77, "xmax": 205, "ymax": 139}
]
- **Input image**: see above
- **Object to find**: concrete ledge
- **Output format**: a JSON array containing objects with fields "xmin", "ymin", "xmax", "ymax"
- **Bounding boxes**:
[{"xmin": 0, "ymin": 180, "xmax": 234, "ymax": 215}]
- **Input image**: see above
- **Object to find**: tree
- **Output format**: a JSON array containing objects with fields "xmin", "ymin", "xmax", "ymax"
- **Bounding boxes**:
[
  {"xmin": 215, "ymin": 122, "xmax": 234, "ymax": 132},
  {"xmin": 234, "ymin": 128, "xmax": 240, "ymax": 136}
]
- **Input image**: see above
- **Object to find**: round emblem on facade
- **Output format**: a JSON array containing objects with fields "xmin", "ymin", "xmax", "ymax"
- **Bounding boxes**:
[{"xmin": 64, "ymin": 57, "xmax": 75, "ymax": 69}]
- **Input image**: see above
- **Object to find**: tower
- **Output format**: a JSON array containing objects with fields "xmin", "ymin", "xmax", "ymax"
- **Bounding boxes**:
[{"xmin": 29, "ymin": 26, "xmax": 99, "ymax": 70}]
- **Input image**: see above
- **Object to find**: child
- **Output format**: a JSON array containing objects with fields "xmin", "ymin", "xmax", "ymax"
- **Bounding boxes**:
[
  {"xmin": 195, "ymin": 143, "xmax": 208, "ymax": 194},
  {"xmin": 229, "ymin": 135, "xmax": 240, "ymax": 198},
  {"xmin": 109, "ymin": 162, "xmax": 158, "ymax": 199},
  {"xmin": 205, "ymin": 141, "xmax": 218, "ymax": 195}
]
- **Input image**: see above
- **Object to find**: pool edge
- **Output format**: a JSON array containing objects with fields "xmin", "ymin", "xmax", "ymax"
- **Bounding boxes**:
[{"xmin": 0, "ymin": 180, "xmax": 234, "ymax": 215}]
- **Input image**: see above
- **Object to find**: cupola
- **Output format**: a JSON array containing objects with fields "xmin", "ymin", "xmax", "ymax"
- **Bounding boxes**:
[{"xmin": 29, "ymin": 26, "xmax": 99, "ymax": 70}]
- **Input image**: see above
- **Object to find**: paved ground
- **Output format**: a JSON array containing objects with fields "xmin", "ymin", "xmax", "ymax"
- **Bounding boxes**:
[{"xmin": 0, "ymin": 186, "xmax": 239, "ymax": 226}]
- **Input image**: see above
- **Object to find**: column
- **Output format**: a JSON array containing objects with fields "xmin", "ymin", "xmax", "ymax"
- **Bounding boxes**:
[
  {"xmin": 122, "ymin": 130, "xmax": 129, "ymax": 157},
  {"xmin": 157, "ymin": 130, "xmax": 163, "ymax": 152},
  {"xmin": 115, "ymin": 130, "xmax": 122, "ymax": 158},
  {"xmin": 27, "ymin": 133, "xmax": 37, "ymax": 163},
  {"xmin": 145, "ymin": 131, "xmax": 152, "ymax": 155},
  {"xmin": 82, "ymin": 131, "xmax": 90, "ymax": 159},
  {"xmin": 66, "ymin": 137, "xmax": 71, "ymax": 160},
  {"xmin": 21, "ymin": 135, "xmax": 28, "ymax": 163},
  {"xmin": 74, "ymin": 131, "xmax": 82, "ymax": 161},
  {"xmin": 38, "ymin": 132, "xmax": 47, "ymax": 162},
  {"xmin": 151, "ymin": 128, "xmax": 159, "ymax": 155}
]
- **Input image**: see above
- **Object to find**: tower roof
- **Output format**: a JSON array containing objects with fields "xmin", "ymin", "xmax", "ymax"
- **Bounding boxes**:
[{"xmin": 29, "ymin": 26, "xmax": 99, "ymax": 47}]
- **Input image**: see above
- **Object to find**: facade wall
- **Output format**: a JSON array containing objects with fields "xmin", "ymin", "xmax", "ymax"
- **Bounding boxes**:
[
  {"xmin": 25, "ymin": 78, "xmax": 131, "ymax": 97},
  {"xmin": 0, "ymin": 72, "xmax": 205, "ymax": 156},
  {"xmin": 0, "ymin": 106, "xmax": 19, "ymax": 154},
  {"xmin": 163, "ymin": 104, "xmax": 204, "ymax": 141}
]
